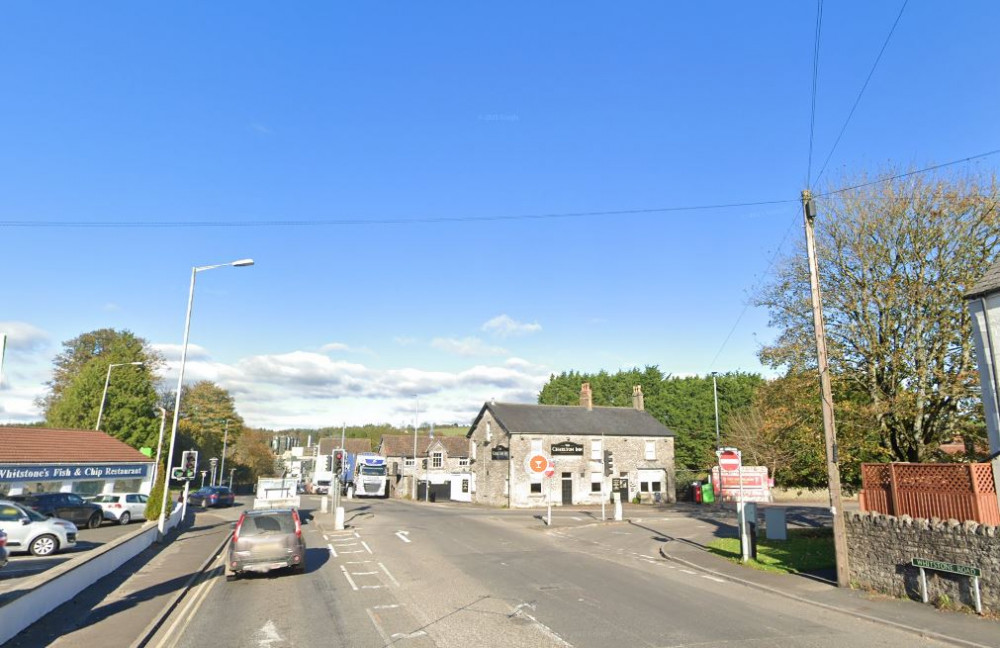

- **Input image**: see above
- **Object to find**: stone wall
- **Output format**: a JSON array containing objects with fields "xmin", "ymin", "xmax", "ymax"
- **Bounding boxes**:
[{"xmin": 846, "ymin": 510, "xmax": 999, "ymax": 612}]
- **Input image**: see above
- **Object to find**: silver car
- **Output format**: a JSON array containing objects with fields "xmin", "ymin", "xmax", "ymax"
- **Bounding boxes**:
[
  {"xmin": 91, "ymin": 492, "xmax": 148, "ymax": 525},
  {"xmin": 0, "ymin": 499, "xmax": 78, "ymax": 556},
  {"xmin": 226, "ymin": 508, "xmax": 306, "ymax": 580}
]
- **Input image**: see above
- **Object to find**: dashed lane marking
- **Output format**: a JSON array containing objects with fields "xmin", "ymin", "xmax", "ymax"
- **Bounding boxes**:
[
  {"xmin": 379, "ymin": 562, "xmax": 400, "ymax": 587},
  {"xmin": 702, "ymin": 575, "xmax": 726, "ymax": 583},
  {"xmin": 327, "ymin": 543, "xmax": 337, "ymax": 557},
  {"xmin": 340, "ymin": 565, "xmax": 359, "ymax": 591}
]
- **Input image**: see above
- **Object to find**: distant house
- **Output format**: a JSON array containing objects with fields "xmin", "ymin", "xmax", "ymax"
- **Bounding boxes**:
[
  {"xmin": 378, "ymin": 434, "xmax": 471, "ymax": 502},
  {"xmin": 466, "ymin": 384, "xmax": 676, "ymax": 508}
]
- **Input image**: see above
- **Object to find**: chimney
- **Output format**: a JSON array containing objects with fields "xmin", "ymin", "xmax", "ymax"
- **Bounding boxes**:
[
  {"xmin": 632, "ymin": 385, "xmax": 644, "ymax": 411},
  {"xmin": 580, "ymin": 383, "xmax": 593, "ymax": 411}
]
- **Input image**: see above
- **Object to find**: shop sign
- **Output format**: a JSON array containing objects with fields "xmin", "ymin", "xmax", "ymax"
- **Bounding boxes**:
[
  {"xmin": 0, "ymin": 463, "xmax": 150, "ymax": 482},
  {"xmin": 550, "ymin": 441, "xmax": 583, "ymax": 456},
  {"xmin": 491, "ymin": 445, "xmax": 510, "ymax": 460}
]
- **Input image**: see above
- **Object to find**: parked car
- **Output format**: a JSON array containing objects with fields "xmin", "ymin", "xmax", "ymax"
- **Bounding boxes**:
[
  {"xmin": 187, "ymin": 486, "xmax": 236, "ymax": 508},
  {"xmin": 0, "ymin": 499, "xmax": 78, "ymax": 556},
  {"xmin": 90, "ymin": 492, "xmax": 149, "ymax": 525},
  {"xmin": 9, "ymin": 493, "xmax": 104, "ymax": 529},
  {"xmin": 226, "ymin": 508, "xmax": 305, "ymax": 580},
  {"xmin": 0, "ymin": 530, "xmax": 8, "ymax": 569}
]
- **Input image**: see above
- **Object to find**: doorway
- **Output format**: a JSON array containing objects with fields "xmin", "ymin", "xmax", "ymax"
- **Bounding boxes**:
[{"xmin": 561, "ymin": 472, "xmax": 573, "ymax": 505}]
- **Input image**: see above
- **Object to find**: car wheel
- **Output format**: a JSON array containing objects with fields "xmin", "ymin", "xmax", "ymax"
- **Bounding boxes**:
[
  {"xmin": 30, "ymin": 534, "xmax": 59, "ymax": 556},
  {"xmin": 119, "ymin": 511, "xmax": 131, "ymax": 525},
  {"xmin": 87, "ymin": 513, "xmax": 102, "ymax": 529}
]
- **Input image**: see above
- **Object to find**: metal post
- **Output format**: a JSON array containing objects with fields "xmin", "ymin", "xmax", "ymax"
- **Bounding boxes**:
[
  {"xmin": 802, "ymin": 190, "xmax": 851, "ymax": 587},
  {"xmin": 412, "ymin": 402, "xmax": 419, "ymax": 499},
  {"xmin": 96, "ymin": 361, "xmax": 143, "ymax": 431},
  {"xmin": 229, "ymin": 468, "xmax": 235, "ymax": 489},
  {"xmin": 601, "ymin": 431, "xmax": 606, "ymax": 522},
  {"xmin": 712, "ymin": 372, "xmax": 720, "ymax": 449},
  {"xmin": 181, "ymin": 480, "xmax": 189, "ymax": 521},
  {"xmin": 200, "ymin": 471, "xmax": 207, "ymax": 488},
  {"xmin": 152, "ymin": 407, "xmax": 168, "ymax": 487}
]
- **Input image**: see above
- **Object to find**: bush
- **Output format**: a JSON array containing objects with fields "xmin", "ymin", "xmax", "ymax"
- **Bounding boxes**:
[{"xmin": 145, "ymin": 463, "xmax": 168, "ymax": 520}]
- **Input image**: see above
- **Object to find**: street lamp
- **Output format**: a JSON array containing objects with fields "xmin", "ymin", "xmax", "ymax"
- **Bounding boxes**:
[
  {"xmin": 411, "ymin": 400, "xmax": 419, "ymax": 499},
  {"xmin": 152, "ymin": 406, "xmax": 168, "ymax": 486},
  {"xmin": 219, "ymin": 419, "xmax": 230, "ymax": 488},
  {"xmin": 95, "ymin": 361, "xmax": 144, "ymax": 431},
  {"xmin": 712, "ymin": 372, "xmax": 721, "ymax": 450},
  {"xmin": 158, "ymin": 258, "xmax": 254, "ymax": 537}
]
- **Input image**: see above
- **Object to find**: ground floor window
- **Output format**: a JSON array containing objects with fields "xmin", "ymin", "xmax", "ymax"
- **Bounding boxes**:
[
  {"xmin": 530, "ymin": 482, "xmax": 542, "ymax": 494},
  {"xmin": 73, "ymin": 481, "xmax": 104, "ymax": 497},
  {"xmin": 590, "ymin": 473, "xmax": 602, "ymax": 493},
  {"xmin": 638, "ymin": 469, "xmax": 665, "ymax": 494}
]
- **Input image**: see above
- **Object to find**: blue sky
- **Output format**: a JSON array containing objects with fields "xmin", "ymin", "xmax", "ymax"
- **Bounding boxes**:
[{"xmin": 2, "ymin": 2, "xmax": 998, "ymax": 430}]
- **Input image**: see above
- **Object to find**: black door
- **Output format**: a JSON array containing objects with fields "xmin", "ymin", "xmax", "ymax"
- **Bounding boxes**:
[
  {"xmin": 617, "ymin": 478, "xmax": 629, "ymax": 503},
  {"xmin": 561, "ymin": 472, "xmax": 572, "ymax": 505}
]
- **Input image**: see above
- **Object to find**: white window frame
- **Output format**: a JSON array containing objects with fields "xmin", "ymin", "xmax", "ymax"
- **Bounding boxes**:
[
  {"xmin": 432, "ymin": 452, "xmax": 443, "ymax": 469},
  {"xmin": 644, "ymin": 439, "xmax": 656, "ymax": 461},
  {"xmin": 591, "ymin": 438, "xmax": 602, "ymax": 461},
  {"xmin": 404, "ymin": 458, "xmax": 415, "ymax": 467},
  {"xmin": 458, "ymin": 457, "xmax": 470, "ymax": 467}
]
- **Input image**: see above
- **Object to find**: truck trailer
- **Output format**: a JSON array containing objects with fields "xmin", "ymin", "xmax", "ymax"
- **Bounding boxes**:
[{"xmin": 343, "ymin": 452, "xmax": 389, "ymax": 498}]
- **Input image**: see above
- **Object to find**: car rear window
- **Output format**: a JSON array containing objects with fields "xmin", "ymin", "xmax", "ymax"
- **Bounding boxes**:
[
  {"xmin": 239, "ymin": 512, "xmax": 296, "ymax": 536},
  {"xmin": 91, "ymin": 495, "xmax": 119, "ymax": 503}
]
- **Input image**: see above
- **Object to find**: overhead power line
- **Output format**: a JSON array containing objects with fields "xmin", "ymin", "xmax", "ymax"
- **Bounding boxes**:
[
  {"xmin": 806, "ymin": 0, "xmax": 825, "ymax": 188},
  {"xmin": 815, "ymin": 149, "xmax": 1000, "ymax": 198},
  {"xmin": 814, "ymin": 0, "xmax": 909, "ymax": 186}
]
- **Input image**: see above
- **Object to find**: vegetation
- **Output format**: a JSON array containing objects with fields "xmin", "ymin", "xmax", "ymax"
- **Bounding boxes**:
[{"xmin": 706, "ymin": 527, "xmax": 835, "ymax": 575}]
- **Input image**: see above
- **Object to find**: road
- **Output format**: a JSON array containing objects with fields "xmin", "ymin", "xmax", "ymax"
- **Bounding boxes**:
[{"xmin": 147, "ymin": 497, "xmax": 950, "ymax": 648}]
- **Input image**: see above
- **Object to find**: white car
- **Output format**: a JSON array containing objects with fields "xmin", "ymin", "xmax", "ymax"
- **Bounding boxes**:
[
  {"xmin": 0, "ymin": 499, "xmax": 78, "ymax": 556},
  {"xmin": 90, "ymin": 492, "xmax": 149, "ymax": 525}
]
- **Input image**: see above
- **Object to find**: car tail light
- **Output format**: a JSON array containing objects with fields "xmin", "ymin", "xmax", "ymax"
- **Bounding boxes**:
[
  {"xmin": 112, "ymin": 503, "xmax": 122, "ymax": 508},
  {"xmin": 233, "ymin": 514, "xmax": 245, "ymax": 544},
  {"xmin": 0, "ymin": 536, "xmax": 6, "ymax": 548},
  {"xmin": 293, "ymin": 510, "xmax": 302, "ymax": 538}
]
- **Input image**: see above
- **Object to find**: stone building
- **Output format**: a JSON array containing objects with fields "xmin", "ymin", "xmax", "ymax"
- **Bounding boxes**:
[
  {"xmin": 378, "ymin": 434, "xmax": 471, "ymax": 502},
  {"xmin": 466, "ymin": 384, "xmax": 676, "ymax": 508}
]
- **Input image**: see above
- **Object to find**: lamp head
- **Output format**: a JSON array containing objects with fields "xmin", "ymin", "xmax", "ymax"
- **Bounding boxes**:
[{"xmin": 232, "ymin": 258, "xmax": 255, "ymax": 267}]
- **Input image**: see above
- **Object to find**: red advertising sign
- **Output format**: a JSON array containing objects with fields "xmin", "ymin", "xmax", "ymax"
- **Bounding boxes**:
[{"xmin": 711, "ymin": 466, "xmax": 771, "ymax": 503}]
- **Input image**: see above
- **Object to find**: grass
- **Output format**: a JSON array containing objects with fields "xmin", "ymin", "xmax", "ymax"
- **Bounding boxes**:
[{"xmin": 706, "ymin": 527, "xmax": 835, "ymax": 574}]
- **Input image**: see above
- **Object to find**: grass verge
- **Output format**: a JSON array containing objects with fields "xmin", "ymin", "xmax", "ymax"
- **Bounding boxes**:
[{"xmin": 706, "ymin": 527, "xmax": 835, "ymax": 574}]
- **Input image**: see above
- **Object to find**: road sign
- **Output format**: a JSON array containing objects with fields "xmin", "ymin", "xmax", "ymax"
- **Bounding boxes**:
[
  {"xmin": 717, "ymin": 448, "xmax": 741, "ymax": 472},
  {"xmin": 524, "ymin": 453, "xmax": 553, "ymax": 476}
]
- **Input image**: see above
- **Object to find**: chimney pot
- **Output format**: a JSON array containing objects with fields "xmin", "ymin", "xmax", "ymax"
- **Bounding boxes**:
[
  {"xmin": 632, "ymin": 385, "xmax": 644, "ymax": 411},
  {"xmin": 580, "ymin": 383, "xmax": 593, "ymax": 411}
]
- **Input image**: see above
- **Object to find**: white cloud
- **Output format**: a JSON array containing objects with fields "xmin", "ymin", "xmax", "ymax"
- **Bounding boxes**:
[
  {"xmin": 482, "ymin": 314, "xmax": 542, "ymax": 338},
  {"xmin": 431, "ymin": 337, "xmax": 508, "ymax": 357},
  {"xmin": 320, "ymin": 342, "xmax": 373, "ymax": 355},
  {"xmin": 153, "ymin": 343, "xmax": 211, "ymax": 362},
  {"xmin": 0, "ymin": 322, "xmax": 50, "ymax": 352}
]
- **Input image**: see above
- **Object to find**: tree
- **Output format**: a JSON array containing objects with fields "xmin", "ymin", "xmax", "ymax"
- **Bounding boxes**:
[
  {"xmin": 231, "ymin": 428, "xmax": 277, "ymax": 483},
  {"xmin": 41, "ymin": 329, "xmax": 163, "ymax": 448},
  {"xmin": 172, "ymin": 381, "xmax": 245, "ymax": 476},
  {"xmin": 756, "ymin": 169, "xmax": 999, "ymax": 462}
]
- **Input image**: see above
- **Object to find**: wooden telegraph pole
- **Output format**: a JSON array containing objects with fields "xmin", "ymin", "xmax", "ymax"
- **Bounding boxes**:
[{"xmin": 801, "ymin": 189, "xmax": 851, "ymax": 587}]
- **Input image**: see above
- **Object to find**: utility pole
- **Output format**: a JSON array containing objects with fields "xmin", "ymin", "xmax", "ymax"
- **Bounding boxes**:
[
  {"xmin": 802, "ymin": 189, "xmax": 851, "ymax": 587},
  {"xmin": 219, "ymin": 419, "xmax": 230, "ymax": 488}
]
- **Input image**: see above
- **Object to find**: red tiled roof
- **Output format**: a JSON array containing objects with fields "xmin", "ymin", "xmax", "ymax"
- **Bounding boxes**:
[
  {"xmin": 318, "ymin": 437, "xmax": 372, "ymax": 455},
  {"xmin": 0, "ymin": 427, "xmax": 151, "ymax": 464}
]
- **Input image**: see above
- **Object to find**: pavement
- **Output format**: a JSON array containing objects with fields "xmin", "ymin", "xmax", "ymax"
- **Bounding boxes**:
[
  {"xmin": 3, "ymin": 499, "xmax": 998, "ymax": 648},
  {"xmin": 638, "ymin": 501, "xmax": 1000, "ymax": 648}
]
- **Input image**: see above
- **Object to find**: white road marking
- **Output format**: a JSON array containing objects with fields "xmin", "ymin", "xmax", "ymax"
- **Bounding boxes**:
[
  {"xmin": 390, "ymin": 631, "xmax": 427, "ymax": 639},
  {"xmin": 365, "ymin": 607, "xmax": 391, "ymax": 644},
  {"xmin": 702, "ymin": 575, "xmax": 726, "ymax": 583},
  {"xmin": 639, "ymin": 554, "xmax": 656, "ymax": 560},
  {"xmin": 338, "ymin": 549, "xmax": 366, "ymax": 554},
  {"xmin": 379, "ymin": 562, "xmax": 400, "ymax": 587},
  {"xmin": 510, "ymin": 602, "xmax": 573, "ymax": 647},
  {"xmin": 253, "ymin": 620, "xmax": 285, "ymax": 648},
  {"xmin": 361, "ymin": 540, "xmax": 373, "ymax": 554},
  {"xmin": 322, "ymin": 534, "xmax": 329, "ymax": 541},
  {"xmin": 327, "ymin": 543, "xmax": 337, "ymax": 557},
  {"xmin": 340, "ymin": 565, "xmax": 359, "ymax": 591},
  {"xmin": 353, "ymin": 571, "xmax": 379, "ymax": 575},
  {"xmin": 395, "ymin": 530, "xmax": 411, "ymax": 543},
  {"xmin": 571, "ymin": 517, "xmax": 582, "ymax": 521},
  {"xmin": 681, "ymin": 569, "xmax": 698, "ymax": 575}
]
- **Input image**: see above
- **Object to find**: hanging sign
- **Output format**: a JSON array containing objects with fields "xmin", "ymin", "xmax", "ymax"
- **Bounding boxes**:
[{"xmin": 550, "ymin": 441, "xmax": 583, "ymax": 456}]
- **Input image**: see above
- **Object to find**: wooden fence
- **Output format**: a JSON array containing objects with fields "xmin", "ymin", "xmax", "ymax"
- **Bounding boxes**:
[{"xmin": 859, "ymin": 462, "xmax": 999, "ymax": 525}]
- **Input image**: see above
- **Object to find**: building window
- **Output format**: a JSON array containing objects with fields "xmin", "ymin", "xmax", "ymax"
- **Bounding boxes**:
[
  {"xmin": 432, "ymin": 452, "xmax": 443, "ymax": 469},
  {"xmin": 645, "ymin": 440, "xmax": 656, "ymax": 461},
  {"xmin": 459, "ymin": 458, "xmax": 470, "ymax": 467},
  {"xmin": 530, "ymin": 438, "xmax": 542, "ymax": 453},
  {"xmin": 640, "ymin": 479, "xmax": 662, "ymax": 493},
  {"xmin": 404, "ymin": 458, "xmax": 415, "ymax": 467},
  {"xmin": 590, "ymin": 473, "xmax": 602, "ymax": 493},
  {"xmin": 530, "ymin": 482, "xmax": 542, "ymax": 494},
  {"xmin": 591, "ymin": 439, "xmax": 602, "ymax": 461},
  {"xmin": 470, "ymin": 439, "xmax": 477, "ymax": 461}
]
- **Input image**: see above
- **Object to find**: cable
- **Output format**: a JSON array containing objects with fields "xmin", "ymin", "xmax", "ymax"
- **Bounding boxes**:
[
  {"xmin": 0, "ymin": 198, "xmax": 798, "ymax": 229},
  {"xmin": 815, "ymin": 149, "xmax": 1000, "ymax": 198},
  {"xmin": 814, "ymin": 0, "xmax": 909, "ymax": 186},
  {"xmin": 806, "ymin": 0, "xmax": 825, "ymax": 188}
]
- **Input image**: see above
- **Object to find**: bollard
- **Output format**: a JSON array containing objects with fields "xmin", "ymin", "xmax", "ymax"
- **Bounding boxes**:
[
  {"xmin": 613, "ymin": 492, "xmax": 623, "ymax": 521},
  {"xmin": 334, "ymin": 506, "xmax": 345, "ymax": 531},
  {"xmin": 320, "ymin": 495, "xmax": 329, "ymax": 514}
]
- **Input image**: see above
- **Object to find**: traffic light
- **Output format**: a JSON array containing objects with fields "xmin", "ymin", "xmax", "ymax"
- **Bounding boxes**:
[
  {"xmin": 182, "ymin": 450, "xmax": 198, "ymax": 480},
  {"xmin": 334, "ymin": 451, "xmax": 344, "ymax": 474},
  {"xmin": 171, "ymin": 467, "xmax": 185, "ymax": 481},
  {"xmin": 604, "ymin": 449, "xmax": 614, "ymax": 476},
  {"xmin": 325, "ymin": 455, "xmax": 333, "ymax": 471}
]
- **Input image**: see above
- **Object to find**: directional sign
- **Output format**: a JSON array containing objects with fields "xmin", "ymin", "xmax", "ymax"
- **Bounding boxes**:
[
  {"xmin": 524, "ymin": 453, "xmax": 553, "ymax": 476},
  {"xmin": 717, "ymin": 448, "xmax": 741, "ymax": 472}
]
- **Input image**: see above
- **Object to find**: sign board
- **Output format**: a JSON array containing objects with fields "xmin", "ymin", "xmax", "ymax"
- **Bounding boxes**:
[
  {"xmin": 717, "ymin": 448, "xmax": 741, "ymax": 472},
  {"xmin": 491, "ymin": 445, "xmax": 510, "ymax": 461},
  {"xmin": 711, "ymin": 466, "xmax": 771, "ymax": 503},
  {"xmin": 912, "ymin": 558, "xmax": 981, "ymax": 578},
  {"xmin": 0, "ymin": 463, "xmax": 150, "ymax": 483},
  {"xmin": 524, "ymin": 453, "xmax": 553, "ymax": 476},
  {"xmin": 550, "ymin": 441, "xmax": 583, "ymax": 456}
]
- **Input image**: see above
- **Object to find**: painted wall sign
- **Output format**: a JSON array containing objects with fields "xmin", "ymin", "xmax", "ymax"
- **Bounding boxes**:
[
  {"xmin": 0, "ymin": 463, "xmax": 150, "ymax": 483},
  {"xmin": 491, "ymin": 445, "xmax": 510, "ymax": 460},
  {"xmin": 550, "ymin": 442, "xmax": 583, "ymax": 456}
]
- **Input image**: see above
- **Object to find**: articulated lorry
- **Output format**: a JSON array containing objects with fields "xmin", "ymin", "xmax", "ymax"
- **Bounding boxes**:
[{"xmin": 342, "ymin": 452, "xmax": 389, "ymax": 498}]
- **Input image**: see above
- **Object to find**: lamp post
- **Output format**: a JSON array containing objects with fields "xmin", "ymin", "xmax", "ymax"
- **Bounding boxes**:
[
  {"xmin": 219, "ymin": 419, "xmax": 230, "ymax": 487},
  {"xmin": 412, "ymin": 401, "xmax": 419, "ymax": 499},
  {"xmin": 712, "ymin": 372, "xmax": 720, "ymax": 450},
  {"xmin": 96, "ymin": 361, "xmax": 144, "ymax": 431},
  {"xmin": 157, "ymin": 258, "xmax": 254, "ymax": 538}
]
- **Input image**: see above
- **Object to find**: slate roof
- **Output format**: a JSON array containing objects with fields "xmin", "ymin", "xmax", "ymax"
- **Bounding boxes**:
[
  {"xmin": 468, "ymin": 402, "xmax": 675, "ymax": 438},
  {"xmin": 379, "ymin": 434, "xmax": 468, "ymax": 458},
  {"xmin": 0, "ymin": 427, "xmax": 152, "ymax": 464},
  {"xmin": 966, "ymin": 257, "xmax": 1000, "ymax": 299},
  {"xmin": 318, "ymin": 437, "xmax": 372, "ymax": 455}
]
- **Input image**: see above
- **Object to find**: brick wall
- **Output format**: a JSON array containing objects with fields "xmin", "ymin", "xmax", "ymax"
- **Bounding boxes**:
[{"xmin": 846, "ymin": 510, "xmax": 999, "ymax": 612}]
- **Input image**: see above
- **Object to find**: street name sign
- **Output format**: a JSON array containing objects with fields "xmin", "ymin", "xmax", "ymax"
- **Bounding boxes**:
[{"xmin": 912, "ymin": 558, "xmax": 981, "ymax": 577}]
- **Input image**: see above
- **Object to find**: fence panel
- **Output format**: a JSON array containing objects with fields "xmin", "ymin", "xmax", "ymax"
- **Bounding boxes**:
[{"xmin": 860, "ymin": 462, "xmax": 999, "ymax": 525}]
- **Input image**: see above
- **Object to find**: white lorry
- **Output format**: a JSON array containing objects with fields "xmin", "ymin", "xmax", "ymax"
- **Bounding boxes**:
[{"xmin": 344, "ymin": 452, "xmax": 389, "ymax": 498}]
